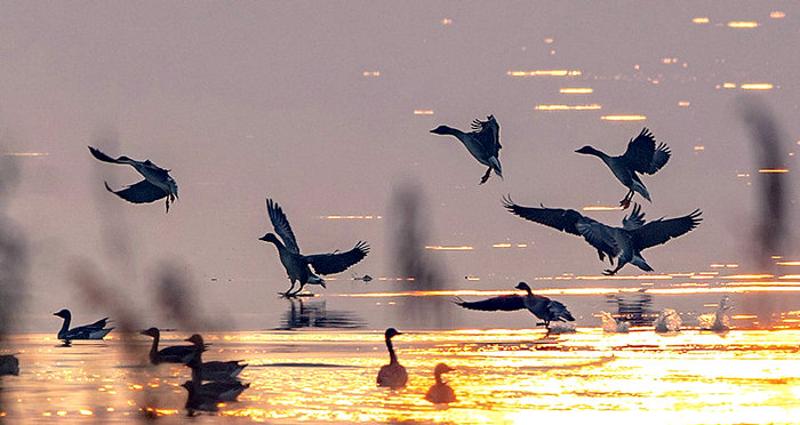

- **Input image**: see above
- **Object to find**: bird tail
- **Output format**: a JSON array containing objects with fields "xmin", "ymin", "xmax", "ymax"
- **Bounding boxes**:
[{"xmin": 489, "ymin": 156, "xmax": 503, "ymax": 178}]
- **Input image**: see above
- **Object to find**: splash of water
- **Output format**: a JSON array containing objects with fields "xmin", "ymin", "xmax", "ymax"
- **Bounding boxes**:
[
  {"xmin": 600, "ymin": 312, "xmax": 630, "ymax": 333},
  {"xmin": 654, "ymin": 309, "xmax": 682, "ymax": 333}
]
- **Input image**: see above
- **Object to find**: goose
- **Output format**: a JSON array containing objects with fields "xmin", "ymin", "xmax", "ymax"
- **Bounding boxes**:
[
  {"xmin": 0, "ymin": 354, "xmax": 19, "ymax": 376},
  {"xmin": 260, "ymin": 198, "xmax": 370, "ymax": 296},
  {"xmin": 424, "ymin": 363, "xmax": 456, "ymax": 404},
  {"xmin": 455, "ymin": 282, "xmax": 574, "ymax": 329},
  {"xmin": 430, "ymin": 115, "xmax": 503, "ymax": 185},
  {"xmin": 88, "ymin": 146, "xmax": 179, "ymax": 213},
  {"xmin": 182, "ymin": 379, "xmax": 249, "ymax": 402},
  {"xmin": 376, "ymin": 328, "xmax": 407, "ymax": 388},
  {"xmin": 184, "ymin": 334, "xmax": 247, "ymax": 381},
  {"xmin": 575, "ymin": 128, "xmax": 670, "ymax": 209},
  {"xmin": 503, "ymin": 197, "xmax": 702, "ymax": 275},
  {"xmin": 181, "ymin": 381, "xmax": 221, "ymax": 414},
  {"xmin": 140, "ymin": 328, "xmax": 206, "ymax": 365},
  {"xmin": 53, "ymin": 309, "xmax": 114, "ymax": 341}
]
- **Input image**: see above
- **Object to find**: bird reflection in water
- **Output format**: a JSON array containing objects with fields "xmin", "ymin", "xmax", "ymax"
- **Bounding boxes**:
[
  {"xmin": 183, "ymin": 334, "xmax": 250, "ymax": 416},
  {"xmin": 278, "ymin": 298, "xmax": 365, "ymax": 330},
  {"xmin": 606, "ymin": 289, "xmax": 655, "ymax": 326}
]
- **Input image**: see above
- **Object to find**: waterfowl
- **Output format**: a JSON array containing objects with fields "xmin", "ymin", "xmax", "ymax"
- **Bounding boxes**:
[
  {"xmin": 425, "ymin": 363, "xmax": 456, "ymax": 404},
  {"xmin": 182, "ymin": 380, "xmax": 249, "ymax": 402},
  {"xmin": 88, "ymin": 146, "xmax": 179, "ymax": 213},
  {"xmin": 503, "ymin": 197, "xmax": 702, "ymax": 275},
  {"xmin": 376, "ymin": 328, "xmax": 407, "ymax": 388},
  {"xmin": 53, "ymin": 309, "xmax": 114, "ymax": 341},
  {"xmin": 575, "ymin": 128, "xmax": 670, "ymax": 208},
  {"xmin": 430, "ymin": 115, "xmax": 503, "ymax": 185},
  {"xmin": 141, "ymin": 328, "xmax": 205, "ymax": 365},
  {"xmin": 260, "ymin": 198, "xmax": 370, "ymax": 296},
  {"xmin": 185, "ymin": 334, "xmax": 247, "ymax": 381},
  {"xmin": 181, "ymin": 381, "xmax": 221, "ymax": 414},
  {"xmin": 0, "ymin": 354, "xmax": 19, "ymax": 376},
  {"xmin": 455, "ymin": 282, "xmax": 574, "ymax": 329}
]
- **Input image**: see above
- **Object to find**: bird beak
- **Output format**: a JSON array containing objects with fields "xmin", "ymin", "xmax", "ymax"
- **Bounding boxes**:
[
  {"xmin": 52, "ymin": 312, "xmax": 58, "ymax": 316},
  {"xmin": 395, "ymin": 331, "xmax": 403, "ymax": 336}
]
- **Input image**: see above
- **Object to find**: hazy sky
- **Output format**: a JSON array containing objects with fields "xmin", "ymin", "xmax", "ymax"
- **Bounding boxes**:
[{"xmin": 1, "ymin": 2, "xmax": 798, "ymax": 330}]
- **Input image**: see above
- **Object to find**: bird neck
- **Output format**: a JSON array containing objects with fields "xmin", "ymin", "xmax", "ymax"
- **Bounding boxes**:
[
  {"xmin": 385, "ymin": 336, "xmax": 398, "ymax": 364},
  {"xmin": 269, "ymin": 238, "xmax": 286, "ymax": 252},
  {"xmin": 58, "ymin": 316, "xmax": 71, "ymax": 336},
  {"xmin": 438, "ymin": 126, "xmax": 462, "ymax": 137},
  {"xmin": 149, "ymin": 333, "xmax": 160, "ymax": 357},
  {"xmin": 523, "ymin": 287, "xmax": 533, "ymax": 297},
  {"xmin": 434, "ymin": 371, "xmax": 444, "ymax": 384}
]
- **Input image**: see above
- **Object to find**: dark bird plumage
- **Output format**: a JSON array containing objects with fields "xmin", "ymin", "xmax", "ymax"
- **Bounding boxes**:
[
  {"xmin": 454, "ymin": 282, "xmax": 574, "ymax": 329},
  {"xmin": 53, "ymin": 309, "xmax": 114, "ymax": 341},
  {"xmin": 503, "ymin": 196, "xmax": 702, "ymax": 275},
  {"xmin": 430, "ymin": 115, "xmax": 503, "ymax": 184}
]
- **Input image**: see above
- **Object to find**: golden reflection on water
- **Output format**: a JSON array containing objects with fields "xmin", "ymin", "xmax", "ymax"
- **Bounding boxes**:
[{"xmin": 2, "ymin": 330, "xmax": 799, "ymax": 424}]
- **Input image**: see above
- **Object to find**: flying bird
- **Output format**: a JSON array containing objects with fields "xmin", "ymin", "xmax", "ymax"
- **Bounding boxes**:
[
  {"xmin": 377, "ymin": 328, "xmax": 408, "ymax": 388},
  {"xmin": 53, "ymin": 309, "xmax": 114, "ymax": 341},
  {"xmin": 503, "ymin": 197, "xmax": 701, "ymax": 275},
  {"xmin": 455, "ymin": 282, "xmax": 574, "ymax": 329},
  {"xmin": 575, "ymin": 128, "xmax": 670, "ymax": 208},
  {"xmin": 260, "ymin": 198, "xmax": 370, "ymax": 296},
  {"xmin": 430, "ymin": 115, "xmax": 503, "ymax": 184},
  {"xmin": 88, "ymin": 146, "xmax": 179, "ymax": 212}
]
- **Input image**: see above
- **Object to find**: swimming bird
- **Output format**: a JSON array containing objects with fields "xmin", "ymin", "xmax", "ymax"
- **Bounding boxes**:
[
  {"xmin": 455, "ymin": 282, "xmax": 575, "ymax": 329},
  {"xmin": 376, "ymin": 328, "xmax": 407, "ymax": 388},
  {"xmin": 182, "ymin": 379, "xmax": 250, "ymax": 402},
  {"xmin": 575, "ymin": 128, "xmax": 670, "ymax": 208},
  {"xmin": 430, "ymin": 115, "xmax": 503, "ymax": 185},
  {"xmin": 503, "ymin": 197, "xmax": 702, "ymax": 275},
  {"xmin": 181, "ymin": 381, "xmax": 222, "ymax": 414},
  {"xmin": 0, "ymin": 355, "xmax": 19, "ymax": 376},
  {"xmin": 425, "ymin": 363, "xmax": 457, "ymax": 404},
  {"xmin": 53, "ymin": 309, "xmax": 114, "ymax": 341},
  {"xmin": 88, "ymin": 146, "xmax": 179, "ymax": 213},
  {"xmin": 184, "ymin": 334, "xmax": 247, "ymax": 381},
  {"xmin": 260, "ymin": 198, "xmax": 370, "ymax": 296},
  {"xmin": 141, "ymin": 328, "xmax": 206, "ymax": 365}
]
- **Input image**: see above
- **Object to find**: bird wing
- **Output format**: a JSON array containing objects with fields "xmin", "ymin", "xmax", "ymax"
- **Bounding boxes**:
[
  {"xmin": 470, "ymin": 115, "xmax": 501, "ymax": 155},
  {"xmin": 631, "ymin": 210, "xmax": 702, "ymax": 251},
  {"xmin": 82, "ymin": 317, "xmax": 109, "ymax": 330},
  {"xmin": 546, "ymin": 299, "xmax": 575, "ymax": 321},
  {"xmin": 575, "ymin": 220, "xmax": 621, "ymax": 258},
  {"xmin": 454, "ymin": 294, "xmax": 526, "ymax": 312},
  {"xmin": 88, "ymin": 146, "xmax": 125, "ymax": 164},
  {"xmin": 266, "ymin": 199, "xmax": 301, "ymax": 253},
  {"xmin": 159, "ymin": 345, "xmax": 197, "ymax": 357},
  {"xmin": 104, "ymin": 180, "xmax": 168, "ymax": 203},
  {"xmin": 621, "ymin": 128, "xmax": 670, "ymax": 174},
  {"xmin": 305, "ymin": 241, "xmax": 370, "ymax": 275},
  {"xmin": 622, "ymin": 203, "xmax": 646, "ymax": 230},
  {"xmin": 502, "ymin": 196, "xmax": 583, "ymax": 236}
]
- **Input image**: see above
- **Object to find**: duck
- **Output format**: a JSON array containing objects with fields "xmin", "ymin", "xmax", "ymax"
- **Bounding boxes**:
[
  {"xmin": 455, "ymin": 282, "xmax": 574, "ymax": 329},
  {"xmin": 53, "ymin": 309, "xmax": 114, "ymax": 341},
  {"xmin": 88, "ymin": 146, "xmax": 179, "ymax": 213},
  {"xmin": 260, "ymin": 198, "xmax": 370, "ymax": 296},
  {"xmin": 140, "ymin": 328, "xmax": 206, "ymax": 365},
  {"xmin": 376, "ymin": 328, "xmax": 407, "ymax": 388},
  {"xmin": 503, "ymin": 197, "xmax": 702, "ymax": 275},
  {"xmin": 575, "ymin": 128, "xmax": 670, "ymax": 209},
  {"xmin": 425, "ymin": 363, "xmax": 456, "ymax": 404},
  {"xmin": 0, "ymin": 354, "xmax": 19, "ymax": 376},
  {"xmin": 430, "ymin": 115, "xmax": 503, "ymax": 185},
  {"xmin": 184, "ymin": 334, "xmax": 247, "ymax": 381}
]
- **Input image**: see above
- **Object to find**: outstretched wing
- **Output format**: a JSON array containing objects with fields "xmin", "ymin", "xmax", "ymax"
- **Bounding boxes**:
[
  {"xmin": 471, "ymin": 115, "xmax": 501, "ymax": 155},
  {"xmin": 454, "ymin": 295, "xmax": 526, "ymax": 312},
  {"xmin": 305, "ymin": 241, "xmax": 369, "ymax": 275},
  {"xmin": 105, "ymin": 180, "xmax": 167, "ymax": 203},
  {"xmin": 622, "ymin": 128, "xmax": 670, "ymax": 174},
  {"xmin": 631, "ymin": 210, "xmax": 702, "ymax": 251},
  {"xmin": 88, "ymin": 146, "xmax": 125, "ymax": 164},
  {"xmin": 622, "ymin": 203, "xmax": 646, "ymax": 230},
  {"xmin": 502, "ymin": 196, "xmax": 583, "ymax": 236},
  {"xmin": 266, "ymin": 199, "xmax": 301, "ymax": 253}
]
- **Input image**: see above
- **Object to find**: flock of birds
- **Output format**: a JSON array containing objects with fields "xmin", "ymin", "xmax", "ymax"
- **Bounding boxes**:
[{"xmin": 1, "ymin": 116, "xmax": 707, "ymax": 414}]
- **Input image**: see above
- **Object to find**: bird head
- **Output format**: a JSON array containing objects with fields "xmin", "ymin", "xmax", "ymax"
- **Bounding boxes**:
[
  {"xmin": 259, "ymin": 233, "xmax": 279, "ymax": 243},
  {"xmin": 385, "ymin": 328, "xmax": 402, "ymax": 339},
  {"xmin": 429, "ymin": 125, "xmax": 452, "ymax": 135},
  {"xmin": 575, "ymin": 145, "xmax": 599, "ymax": 155},
  {"xmin": 140, "ymin": 327, "xmax": 159, "ymax": 338},
  {"xmin": 180, "ymin": 381, "xmax": 192, "ymax": 391},
  {"xmin": 514, "ymin": 282, "xmax": 531, "ymax": 291},
  {"xmin": 184, "ymin": 334, "xmax": 204, "ymax": 346},
  {"xmin": 434, "ymin": 363, "xmax": 455, "ymax": 375},
  {"xmin": 53, "ymin": 309, "xmax": 71, "ymax": 319}
]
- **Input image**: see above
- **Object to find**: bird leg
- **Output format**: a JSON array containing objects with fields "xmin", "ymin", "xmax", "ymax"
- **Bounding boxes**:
[
  {"xmin": 603, "ymin": 262, "xmax": 625, "ymax": 276},
  {"xmin": 479, "ymin": 167, "xmax": 492, "ymax": 185},
  {"xmin": 619, "ymin": 190, "xmax": 634, "ymax": 209},
  {"xmin": 165, "ymin": 197, "xmax": 170, "ymax": 213},
  {"xmin": 282, "ymin": 280, "xmax": 297, "ymax": 297}
]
